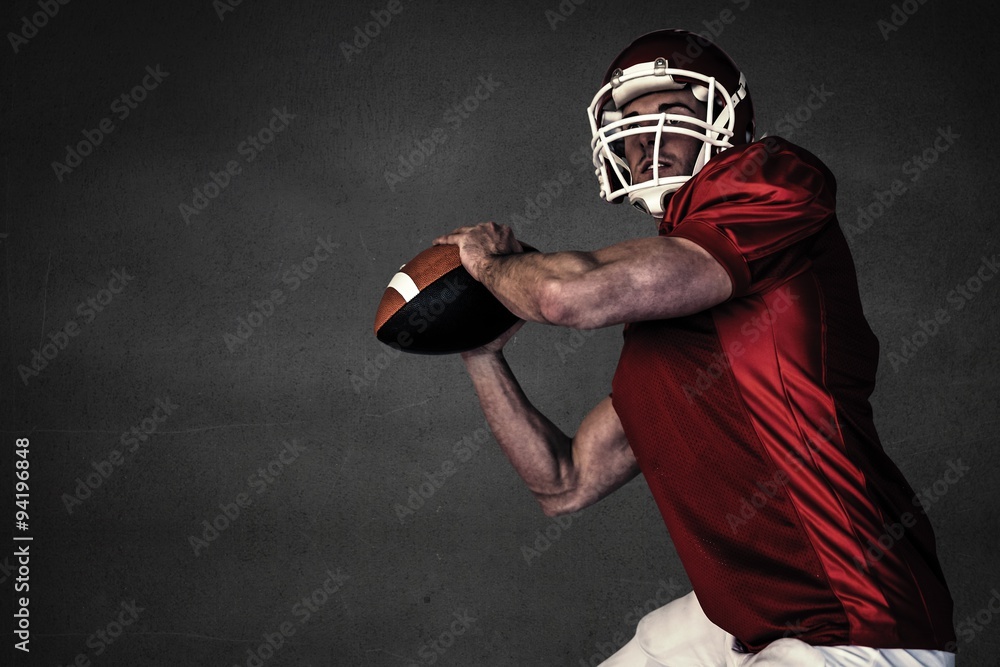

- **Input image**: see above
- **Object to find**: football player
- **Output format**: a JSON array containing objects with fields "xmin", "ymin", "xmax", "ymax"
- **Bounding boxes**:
[{"xmin": 432, "ymin": 29, "xmax": 956, "ymax": 666}]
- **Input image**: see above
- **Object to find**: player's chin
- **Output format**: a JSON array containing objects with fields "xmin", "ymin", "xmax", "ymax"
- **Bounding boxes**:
[{"xmin": 632, "ymin": 169, "xmax": 681, "ymax": 185}]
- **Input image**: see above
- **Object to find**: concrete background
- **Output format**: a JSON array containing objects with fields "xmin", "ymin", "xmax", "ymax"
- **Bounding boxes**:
[{"xmin": 2, "ymin": 0, "xmax": 998, "ymax": 665}]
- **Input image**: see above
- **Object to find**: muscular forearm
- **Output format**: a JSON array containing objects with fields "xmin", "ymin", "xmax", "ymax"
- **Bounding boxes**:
[
  {"xmin": 437, "ymin": 222, "xmax": 731, "ymax": 331},
  {"xmin": 477, "ymin": 237, "xmax": 730, "ymax": 330},
  {"xmin": 460, "ymin": 349, "xmax": 576, "ymax": 497},
  {"xmin": 477, "ymin": 250, "xmax": 598, "ymax": 325}
]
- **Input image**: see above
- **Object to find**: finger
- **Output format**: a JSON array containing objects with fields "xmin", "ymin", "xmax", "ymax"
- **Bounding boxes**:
[
  {"xmin": 432, "ymin": 226, "xmax": 475, "ymax": 245},
  {"xmin": 432, "ymin": 234, "xmax": 462, "ymax": 246},
  {"xmin": 431, "ymin": 231, "xmax": 459, "ymax": 245}
]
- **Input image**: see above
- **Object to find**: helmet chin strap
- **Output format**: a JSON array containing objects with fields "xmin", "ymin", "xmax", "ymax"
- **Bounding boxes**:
[{"xmin": 627, "ymin": 182, "xmax": 682, "ymax": 217}]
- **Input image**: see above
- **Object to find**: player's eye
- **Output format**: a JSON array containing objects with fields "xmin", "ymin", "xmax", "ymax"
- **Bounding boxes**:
[{"xmin": 662, "ymin": 106, "xmax": 695, "ymax": 125}]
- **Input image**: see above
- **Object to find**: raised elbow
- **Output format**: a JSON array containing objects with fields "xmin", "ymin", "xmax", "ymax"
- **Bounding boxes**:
[{"xmin": 539, "ymin": 279, "xmax": 580, "ymax": 328}]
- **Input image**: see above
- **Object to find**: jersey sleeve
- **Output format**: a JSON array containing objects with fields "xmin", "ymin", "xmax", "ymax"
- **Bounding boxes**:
[{"xmin": 663, "ymin": 138, "xmax": 836, "ymax": 299}]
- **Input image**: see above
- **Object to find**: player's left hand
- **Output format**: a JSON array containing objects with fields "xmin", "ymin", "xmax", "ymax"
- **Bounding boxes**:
[{"xmin": 432, "ymin": 222, "xmax": 524, "ymax": 283}]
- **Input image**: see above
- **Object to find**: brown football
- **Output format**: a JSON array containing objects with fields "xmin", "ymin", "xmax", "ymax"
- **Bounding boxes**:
[{"xmin": 373, "ymin": 244, "xmax": 532, "ymax": 355}]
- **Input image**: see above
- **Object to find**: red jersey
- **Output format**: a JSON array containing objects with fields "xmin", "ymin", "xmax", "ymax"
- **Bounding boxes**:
[{"xmin": 610, "ymin": 137, "xmax": 956, "ymax": 652}]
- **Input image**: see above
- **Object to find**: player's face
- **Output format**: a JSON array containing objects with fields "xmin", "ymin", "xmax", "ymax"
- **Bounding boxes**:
[{"xmin": 621, "ymin": 89, "xmax": 707, "ymax": 185}]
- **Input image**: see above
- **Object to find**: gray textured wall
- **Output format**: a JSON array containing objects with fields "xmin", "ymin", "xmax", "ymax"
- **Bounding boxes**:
[{"xmin": 3, "ymin": 0, "xmax": 998, "ymax": 665}]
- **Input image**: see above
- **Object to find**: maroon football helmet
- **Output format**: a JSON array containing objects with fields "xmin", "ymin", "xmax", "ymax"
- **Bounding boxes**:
[{"xmin": 587, "ymin": 29, "xmax": 755, "ymax": 216}]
